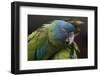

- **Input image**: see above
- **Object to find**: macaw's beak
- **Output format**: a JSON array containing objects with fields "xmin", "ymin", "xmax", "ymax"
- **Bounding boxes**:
[{"xmin": 65, "ymin": 32, "xmax": 75, "ymax": 45}]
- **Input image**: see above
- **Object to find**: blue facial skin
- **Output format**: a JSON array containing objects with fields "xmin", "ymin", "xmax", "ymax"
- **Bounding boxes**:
[{"xmin": 53, "ymin": 20, "xmax": 75, "ymax": 44}]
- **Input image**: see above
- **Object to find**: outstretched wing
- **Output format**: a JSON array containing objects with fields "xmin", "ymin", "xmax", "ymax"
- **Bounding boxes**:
[{"xmin": 28, "ymin": 25, "xmax": 49, "ymax": 60}]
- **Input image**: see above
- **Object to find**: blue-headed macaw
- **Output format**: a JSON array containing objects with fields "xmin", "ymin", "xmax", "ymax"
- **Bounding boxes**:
[{"xmin": 28, "ymin": 19, "xmax": 83, "ymax": 60}]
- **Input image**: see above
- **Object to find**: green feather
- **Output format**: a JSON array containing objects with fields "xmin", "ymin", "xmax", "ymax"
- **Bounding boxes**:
[
  {"xmin": 28, "ymin": 20, "xmax": 79, "ymax": 60},
  {"xmin": 52, "ymin": 42, "xmax": 79, "ymax": 59},
  {"xmin": 28, "ymin": 25, "xmax": 48, "ymax": 60}
]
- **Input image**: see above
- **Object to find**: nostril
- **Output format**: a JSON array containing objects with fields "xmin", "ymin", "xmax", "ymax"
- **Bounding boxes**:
[
  {"xmin": 66, "ymin": 41, "xmax": 69, "ymax": 44},
  {"xmin": 66, "ymin": 39, "xmax": 69, "ymax": 44}
]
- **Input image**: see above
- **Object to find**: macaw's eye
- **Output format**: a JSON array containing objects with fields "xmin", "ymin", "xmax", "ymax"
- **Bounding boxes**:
[{"xmin": 61, "ymin": 28, "xmax": 67, "ymax": 32}]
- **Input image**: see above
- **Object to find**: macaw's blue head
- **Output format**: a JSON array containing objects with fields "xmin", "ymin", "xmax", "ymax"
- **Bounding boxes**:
[{"xmin": 52, "ymin": 20, "xmax": 75, "ymax": 45}]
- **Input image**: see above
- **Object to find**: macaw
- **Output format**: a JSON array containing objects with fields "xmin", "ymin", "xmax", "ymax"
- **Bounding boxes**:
[{"xmin": 28, "ymin": 19, "xmax": 82, "ymax": 60}]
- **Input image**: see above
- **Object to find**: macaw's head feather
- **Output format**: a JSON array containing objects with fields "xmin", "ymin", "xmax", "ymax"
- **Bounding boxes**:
[
  {"xmin": 48, "ymin": 20, "xmax": 76, "ymax": 46},
  {"xmin": 64, "ymin": 18, "xmax": 83, "ymax": 33}
]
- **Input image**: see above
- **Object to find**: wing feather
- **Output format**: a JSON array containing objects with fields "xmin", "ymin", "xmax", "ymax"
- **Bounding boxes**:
[{"xmin": 28, "ymin": 26, "xmax": 48, "ymax": 60}]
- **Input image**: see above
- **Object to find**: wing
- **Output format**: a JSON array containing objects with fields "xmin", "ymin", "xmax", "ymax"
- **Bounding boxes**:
[{"xmin": 28, "ymin": 26, "xmax": 49, "ymax": 60}]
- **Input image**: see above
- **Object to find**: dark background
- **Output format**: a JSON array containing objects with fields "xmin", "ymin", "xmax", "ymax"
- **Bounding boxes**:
[{"xmin": 28, "ymin": 15, "xmax": 88, "ymax": 58}]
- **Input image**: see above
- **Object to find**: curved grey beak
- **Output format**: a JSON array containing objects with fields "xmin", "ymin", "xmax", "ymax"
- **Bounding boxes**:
[{"xmin": 66, "ymin": 32, "xmax": 75, "ymax": 45}]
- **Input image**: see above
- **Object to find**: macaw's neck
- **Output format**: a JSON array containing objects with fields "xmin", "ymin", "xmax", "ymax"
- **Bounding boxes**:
[
  {"xmin": 48, "ymin": 31, "xmax": 67, "ymax": 50},
  {"xmin": 46, "ymin": 34, "xmax": 70, "ymax": 60}
]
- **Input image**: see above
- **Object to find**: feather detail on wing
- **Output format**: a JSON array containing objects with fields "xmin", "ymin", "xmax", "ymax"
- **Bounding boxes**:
[{"xmin": 28, "ymin": 25, "xmax": 49, "ymax": 60}]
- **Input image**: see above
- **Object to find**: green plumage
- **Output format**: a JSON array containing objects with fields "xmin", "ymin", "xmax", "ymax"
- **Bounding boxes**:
[
  {"xmin": 53, "ymin": 42, "xmax": 79, "ymax": 59},
  {"xmin": 28, "ymin": 20, "xmax": 79, "ymax": 60}
]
